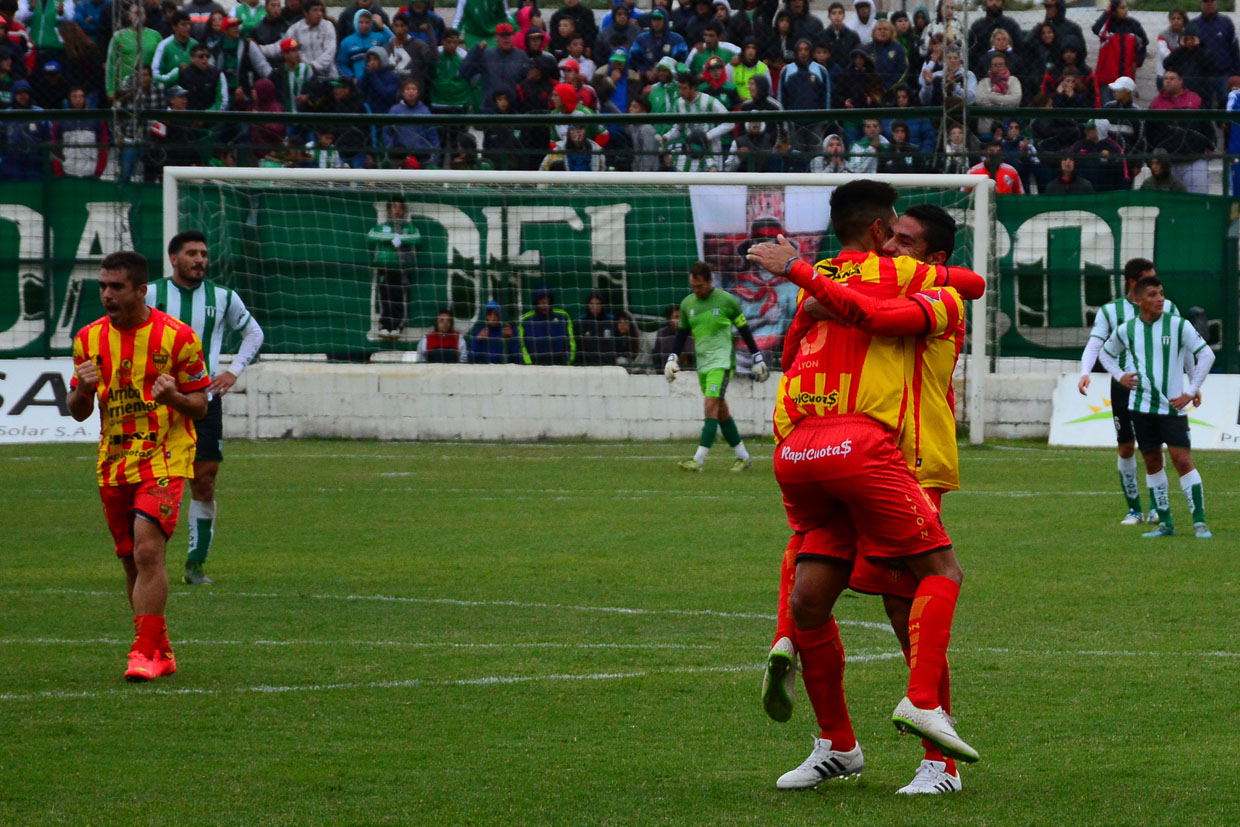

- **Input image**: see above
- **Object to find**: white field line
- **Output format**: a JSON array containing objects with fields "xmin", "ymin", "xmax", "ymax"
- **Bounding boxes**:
[
  {"xmin": 0, "ymin": 655, "xmax": 909, "ymax": 703},
  {"xmin": 3, "ymin": 588, "xmax": 893, "ymax": 631},
  {"xmin": 7, "ymin": 638, "xmax": 1236, "ymax": 661},
  {"xmin": 0, "ymin": 638, "xmax": 722, "ymax": 650}
]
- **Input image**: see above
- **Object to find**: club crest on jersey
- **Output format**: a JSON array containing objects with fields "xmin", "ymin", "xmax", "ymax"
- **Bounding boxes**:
[
  {"xmin": 1162, "ymin": 336, "xmax": 1171, "ymax": 346},
  {"xmin": 713, "ymin": 308, "xmax": 720, "ymax": 316},
  {"xmin": 152, "ymin": 350, "xmax": 170, "ymax": 367}
]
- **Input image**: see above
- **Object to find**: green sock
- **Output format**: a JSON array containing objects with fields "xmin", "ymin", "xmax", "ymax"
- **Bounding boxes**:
[
  {"xmin": 700, "ymin": 418, "xmax": 719, "ymax": 449},
  {"xmin": 188, "ymin": 500, "xmax": 216, "ymax": 564},
  {"xmin": 1118, "ymin": 455, "xmax": 1141, "ymax": 511},
  {"xmin": 719, "ymin": 417, "xmax": 741, "ymax": 448}
]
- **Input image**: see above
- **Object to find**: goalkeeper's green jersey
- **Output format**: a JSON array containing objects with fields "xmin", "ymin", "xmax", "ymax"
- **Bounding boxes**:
[{"xmin": 679, "ymin": 287, "xmax": 747, "ymax": 372}]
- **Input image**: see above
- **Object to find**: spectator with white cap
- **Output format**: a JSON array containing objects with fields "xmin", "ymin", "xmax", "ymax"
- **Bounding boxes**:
[{"xmin": 1101, "ymin": 76, "xmax": 1145, "ymax": 155}]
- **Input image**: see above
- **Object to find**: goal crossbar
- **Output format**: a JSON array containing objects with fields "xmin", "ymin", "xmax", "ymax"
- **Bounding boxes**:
[{"xmin": 164, "ymin": 168, "xmax": 993, "ymax": 443}]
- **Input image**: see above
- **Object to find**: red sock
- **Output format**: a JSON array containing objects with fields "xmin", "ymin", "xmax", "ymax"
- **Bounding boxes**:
[
  {"xmin": 907, "ymin": 575, "xmax": 959, "ymax": 709},
  {"xmin": 134, "ymin": 615, "xmax": 165, "ymax": 659},
  {"xmin": 903, "ymin": 645, "xmax": 957, "ymax": 774},
  {"xmin": 773, "ymin": 535, "xmax": 802, "ymax": 648},
  {"xmin": 797, "ymin": 617, "xmax": 856, "ymax": 751}
]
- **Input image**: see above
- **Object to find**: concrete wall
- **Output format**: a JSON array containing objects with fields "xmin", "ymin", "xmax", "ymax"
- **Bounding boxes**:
[{"xmin": 220, "ymin": 363, "xmax": 1060, "ymax": 441}]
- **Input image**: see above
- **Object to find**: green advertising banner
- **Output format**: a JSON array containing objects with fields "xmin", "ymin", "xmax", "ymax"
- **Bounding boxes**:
[
  {"xmin": 2, "ymin": 182, "xmax": 1236, "ymax": 368},
  {"xmin": 0, "ymin": 181, "xmax": 163, "ymax": 358}
]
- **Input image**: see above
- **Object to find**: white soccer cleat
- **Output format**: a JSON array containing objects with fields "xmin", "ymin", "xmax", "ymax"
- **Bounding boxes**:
[
  {"xmin": 891, "ymin": 697, "xmax": 979, "ymax": 764},
  {"xmin": 896, "ymin": 759, "xmax": 962, "ymax": 795},
  {"xmin": 761, "ymin": 636, "xmax": 796, "ymax": 723},
  {"xmin": 775, "ymin": 738, "xmax": 864, "ymax": 790},
  {"xmin": 1147, "ymin": 509, "xmax": 1160, "ymax": 525},
  {"xmin": 1119, "ymin": 508, "xmax": 1145, "ymax": 525}
]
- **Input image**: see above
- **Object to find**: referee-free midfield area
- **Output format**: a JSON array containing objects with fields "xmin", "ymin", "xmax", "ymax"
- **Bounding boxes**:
[{"xmin": 1, "ymin": 440, "xmax": 1237, "ymax": 825}]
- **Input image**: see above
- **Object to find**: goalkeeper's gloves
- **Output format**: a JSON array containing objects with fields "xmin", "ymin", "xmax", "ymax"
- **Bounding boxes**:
[
  {"xmin": 665, "ymin": 353, "xmax": 679, "ymax": 383},
  {"xmin": 752, "ymin": 352, "xmax": 770, "ymax": 383},
  {"xmin": 391, "ymin": 235, "xmax": 403, "ymax": 248}
]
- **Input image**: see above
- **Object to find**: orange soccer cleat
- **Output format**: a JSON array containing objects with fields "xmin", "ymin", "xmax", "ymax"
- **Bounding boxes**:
[
  {"xmin": 125, "ymin": 650, "xmax": 158, "ymax": 682},
  {"xmin": 154, "ymin": 649, "xmax": 177, "ymax": 677}
]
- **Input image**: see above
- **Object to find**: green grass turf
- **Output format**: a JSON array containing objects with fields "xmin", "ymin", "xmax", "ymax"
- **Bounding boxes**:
[{"xmin": 1, "ymin": 439, "xmax": 1238, "ymax": 825}]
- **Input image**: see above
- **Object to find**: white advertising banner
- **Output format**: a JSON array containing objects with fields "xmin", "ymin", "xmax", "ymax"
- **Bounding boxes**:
[
  {"xmin": 1050, "ymin": 373, "xmax": 1240, "ymax": 451},
  {"xmin": 0, "ymin": 358, "xmax": 97, "ymax": 444}
]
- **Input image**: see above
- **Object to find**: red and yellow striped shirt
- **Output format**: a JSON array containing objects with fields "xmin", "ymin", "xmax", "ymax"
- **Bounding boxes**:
[
  {"xmin": 772, "ymin": 251, "xmax": 962, "ymax": 448},
  {"xmin": 72, "ymin": 309, "xmax": 210, "ymax": 486},
  {"xmin": 900, "ymin": 287, "xmax": 966, "ymax": 491}
]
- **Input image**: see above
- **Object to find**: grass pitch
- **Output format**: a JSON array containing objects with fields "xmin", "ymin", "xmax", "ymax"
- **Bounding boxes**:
[{"xmin": 2, "ymin": 439, "xmax": 1238, "ymax": 825}]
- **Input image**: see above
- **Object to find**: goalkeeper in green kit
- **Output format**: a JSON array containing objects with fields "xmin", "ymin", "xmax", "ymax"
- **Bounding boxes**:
[{"xmin": 666, "ymin": 261, "xmax": 770, "ymax": 471}]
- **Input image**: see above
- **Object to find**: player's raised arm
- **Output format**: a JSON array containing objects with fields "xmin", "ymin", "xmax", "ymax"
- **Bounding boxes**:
[
  {"xmin": 68, "ymin": 359, "xmax": 98, "ymax": 421},
  {"xmin": 748, "ymin": 237, "xmax": 937, "ymax": 337}
]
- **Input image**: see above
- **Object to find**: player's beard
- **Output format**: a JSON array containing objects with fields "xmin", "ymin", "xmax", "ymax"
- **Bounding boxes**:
[{"xmin": 179, "ymin": 265, "xmax": 206, "ymax": 287}]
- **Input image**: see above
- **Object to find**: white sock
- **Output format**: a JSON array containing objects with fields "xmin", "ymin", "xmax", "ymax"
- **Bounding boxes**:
[
  {"xmin": 693, "ymin": 446, "xmax": 708, "ymax": 464},
  {"xmin": 734, "ymin": 441, "xmax": 750, "ymax": 461},
  {"xmin": 1179, "ymin": 469, "xmax": 1204, "ymax": 522},
  {"xmin": 1146, "ymin": 470, "xmax": 1170, "ymax": 515}
]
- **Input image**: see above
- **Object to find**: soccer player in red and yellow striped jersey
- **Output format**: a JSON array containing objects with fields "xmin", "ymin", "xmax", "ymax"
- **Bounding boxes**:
[
  {"xmin": 67, "ymin": 251, "xmax": 210, "ymax": 683},
  {"xmin": 745, "ymin": 181, "xmax": 978, "ymax": 792}
]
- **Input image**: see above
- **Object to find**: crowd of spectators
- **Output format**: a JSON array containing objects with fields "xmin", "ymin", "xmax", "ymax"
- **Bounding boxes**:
[
  {"xmin": 413, "ymin": 288, "xmax": 671, "ymax": 369},
  {"xmin": 1, "ymin": 0, "xmax": 1239, "ymax": 190}
]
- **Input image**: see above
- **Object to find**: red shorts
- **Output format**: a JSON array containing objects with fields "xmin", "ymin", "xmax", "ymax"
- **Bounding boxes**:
[
  {"xmin": 849, "ymin": 488, "xmax": 946, "ymax": 598},
  {"xmin": 775, "ymin": 416, "xmax": 951, "ymax": 566},
  {"xmin": 99, "ymin": 477, "xmax": 185, "ymax": 558}
]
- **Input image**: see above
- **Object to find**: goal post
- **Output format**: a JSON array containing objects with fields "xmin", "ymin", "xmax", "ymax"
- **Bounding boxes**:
[{"xmin": 163, "ymin": 168, "xmax": 995, "ymax": 443}]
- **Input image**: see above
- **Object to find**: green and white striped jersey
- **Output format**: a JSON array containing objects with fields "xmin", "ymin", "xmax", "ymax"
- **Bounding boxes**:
[
  {"xmin": 1088, "ymin": 296, "xmax": 1179, "ymax": 371},
  {"xmin": 1102, "ymin": 313, "xmax": 1208, "ymax": 416},
  {"xmin": 147, "ymin": 278, "xmax": 256, "ymax": 377}
]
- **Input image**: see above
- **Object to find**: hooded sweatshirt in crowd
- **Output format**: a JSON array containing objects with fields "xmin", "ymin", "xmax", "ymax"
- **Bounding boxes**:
[
  {"xmin": 360, "ymin": 45, "xmax": 400, "ymax": 111},
  {"xmin": 338, "ymin": 10, "xmax": 393, "ymax": 78},
  {"xmin": 470, "ymin": 300, "xmax": 515, "ymax": 364}
]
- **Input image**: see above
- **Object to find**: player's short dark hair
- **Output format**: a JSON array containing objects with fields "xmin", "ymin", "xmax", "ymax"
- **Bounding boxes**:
[
  {"xmin": 169, "ymin": 10, "xmax": 189, "ymax": 25},
  {"xmin": 828, "ymin": 1, "xmax": 844, "ymax": 11},
  {"xmin": 393, "ymin": 12, "xmax": 410, "ymax": 25},
  {"xmin": 101, "ymin": 251, "xmax": 150, "ymax": 287},
  {"xmin": 677, "ymin": 71, "xmax": 696, "ymax": 85},
  {"xmin": 689, "ymin": 261, "xmax": 712, "ymax": 280},
  {"xmin": 830, "ymin": 179, "xmax": 899, "ymax": 246},
  {"xmin": 903, "ymin": 204, "xmax": 957, "ymax": 259},
  {"xmin": 1124, "ymin": 257, "xmax": 1155, "ymax": 284},
  {"xmin": 705, "ymin": 20, "xmax": 724, "ymax": 35},
  {"xmin": 304, "ymin": 0, "xmax": 324, "ymax": 12},
  {"xmin": 168, "ymin": 230, "xmax": 207, "ymax": 256},
  {"xmin": 1134, "ymin": 275, "xmax": 1162, "ymax": 296},
  {"xmin": 442, "ymin": 27, "xmax": 460, "ymax": 38},
  {"xmin": 437, "ymin": 308, "xmax": 454, "ymax": 318}
]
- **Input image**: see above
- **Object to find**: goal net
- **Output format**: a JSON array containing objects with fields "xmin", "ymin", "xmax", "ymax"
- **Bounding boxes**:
[{"xmin": 163, "ymin": 169, "xmax": 995, "ymax": 441}]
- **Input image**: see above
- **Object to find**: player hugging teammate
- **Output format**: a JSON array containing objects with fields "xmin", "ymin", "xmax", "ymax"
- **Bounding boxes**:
[{"xmin": 747, "ymin": 180, "xmax": 988, "ymax": 796}]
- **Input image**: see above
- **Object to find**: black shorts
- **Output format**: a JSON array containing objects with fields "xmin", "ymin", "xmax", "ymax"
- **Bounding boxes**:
[
  {"xmin": 1131, "ymin": 412, "xmax": 1191, "ymax": 454},
  {"xmin": 195, "ymin": 394, "xmax": 224, "ymax": 463},
  {"xmin": 1110, "ymin": 378, "xmax": 1134, "ymax": 445}
]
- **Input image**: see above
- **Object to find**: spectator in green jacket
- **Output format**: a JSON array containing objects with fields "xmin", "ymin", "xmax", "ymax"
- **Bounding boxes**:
[{"xmin": 367, "ymin": 195, "xmax": 421, "ymax": 340}]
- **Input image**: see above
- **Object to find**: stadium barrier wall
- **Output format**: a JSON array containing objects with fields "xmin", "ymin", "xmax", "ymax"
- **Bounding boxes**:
[
  {"xmin": 0, "ymin": 358, "xmax": 1063, "ymax": 443},
  {"xmin": 221, "ymin": 364, "xmax": 1062, "ymax": 442}
]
